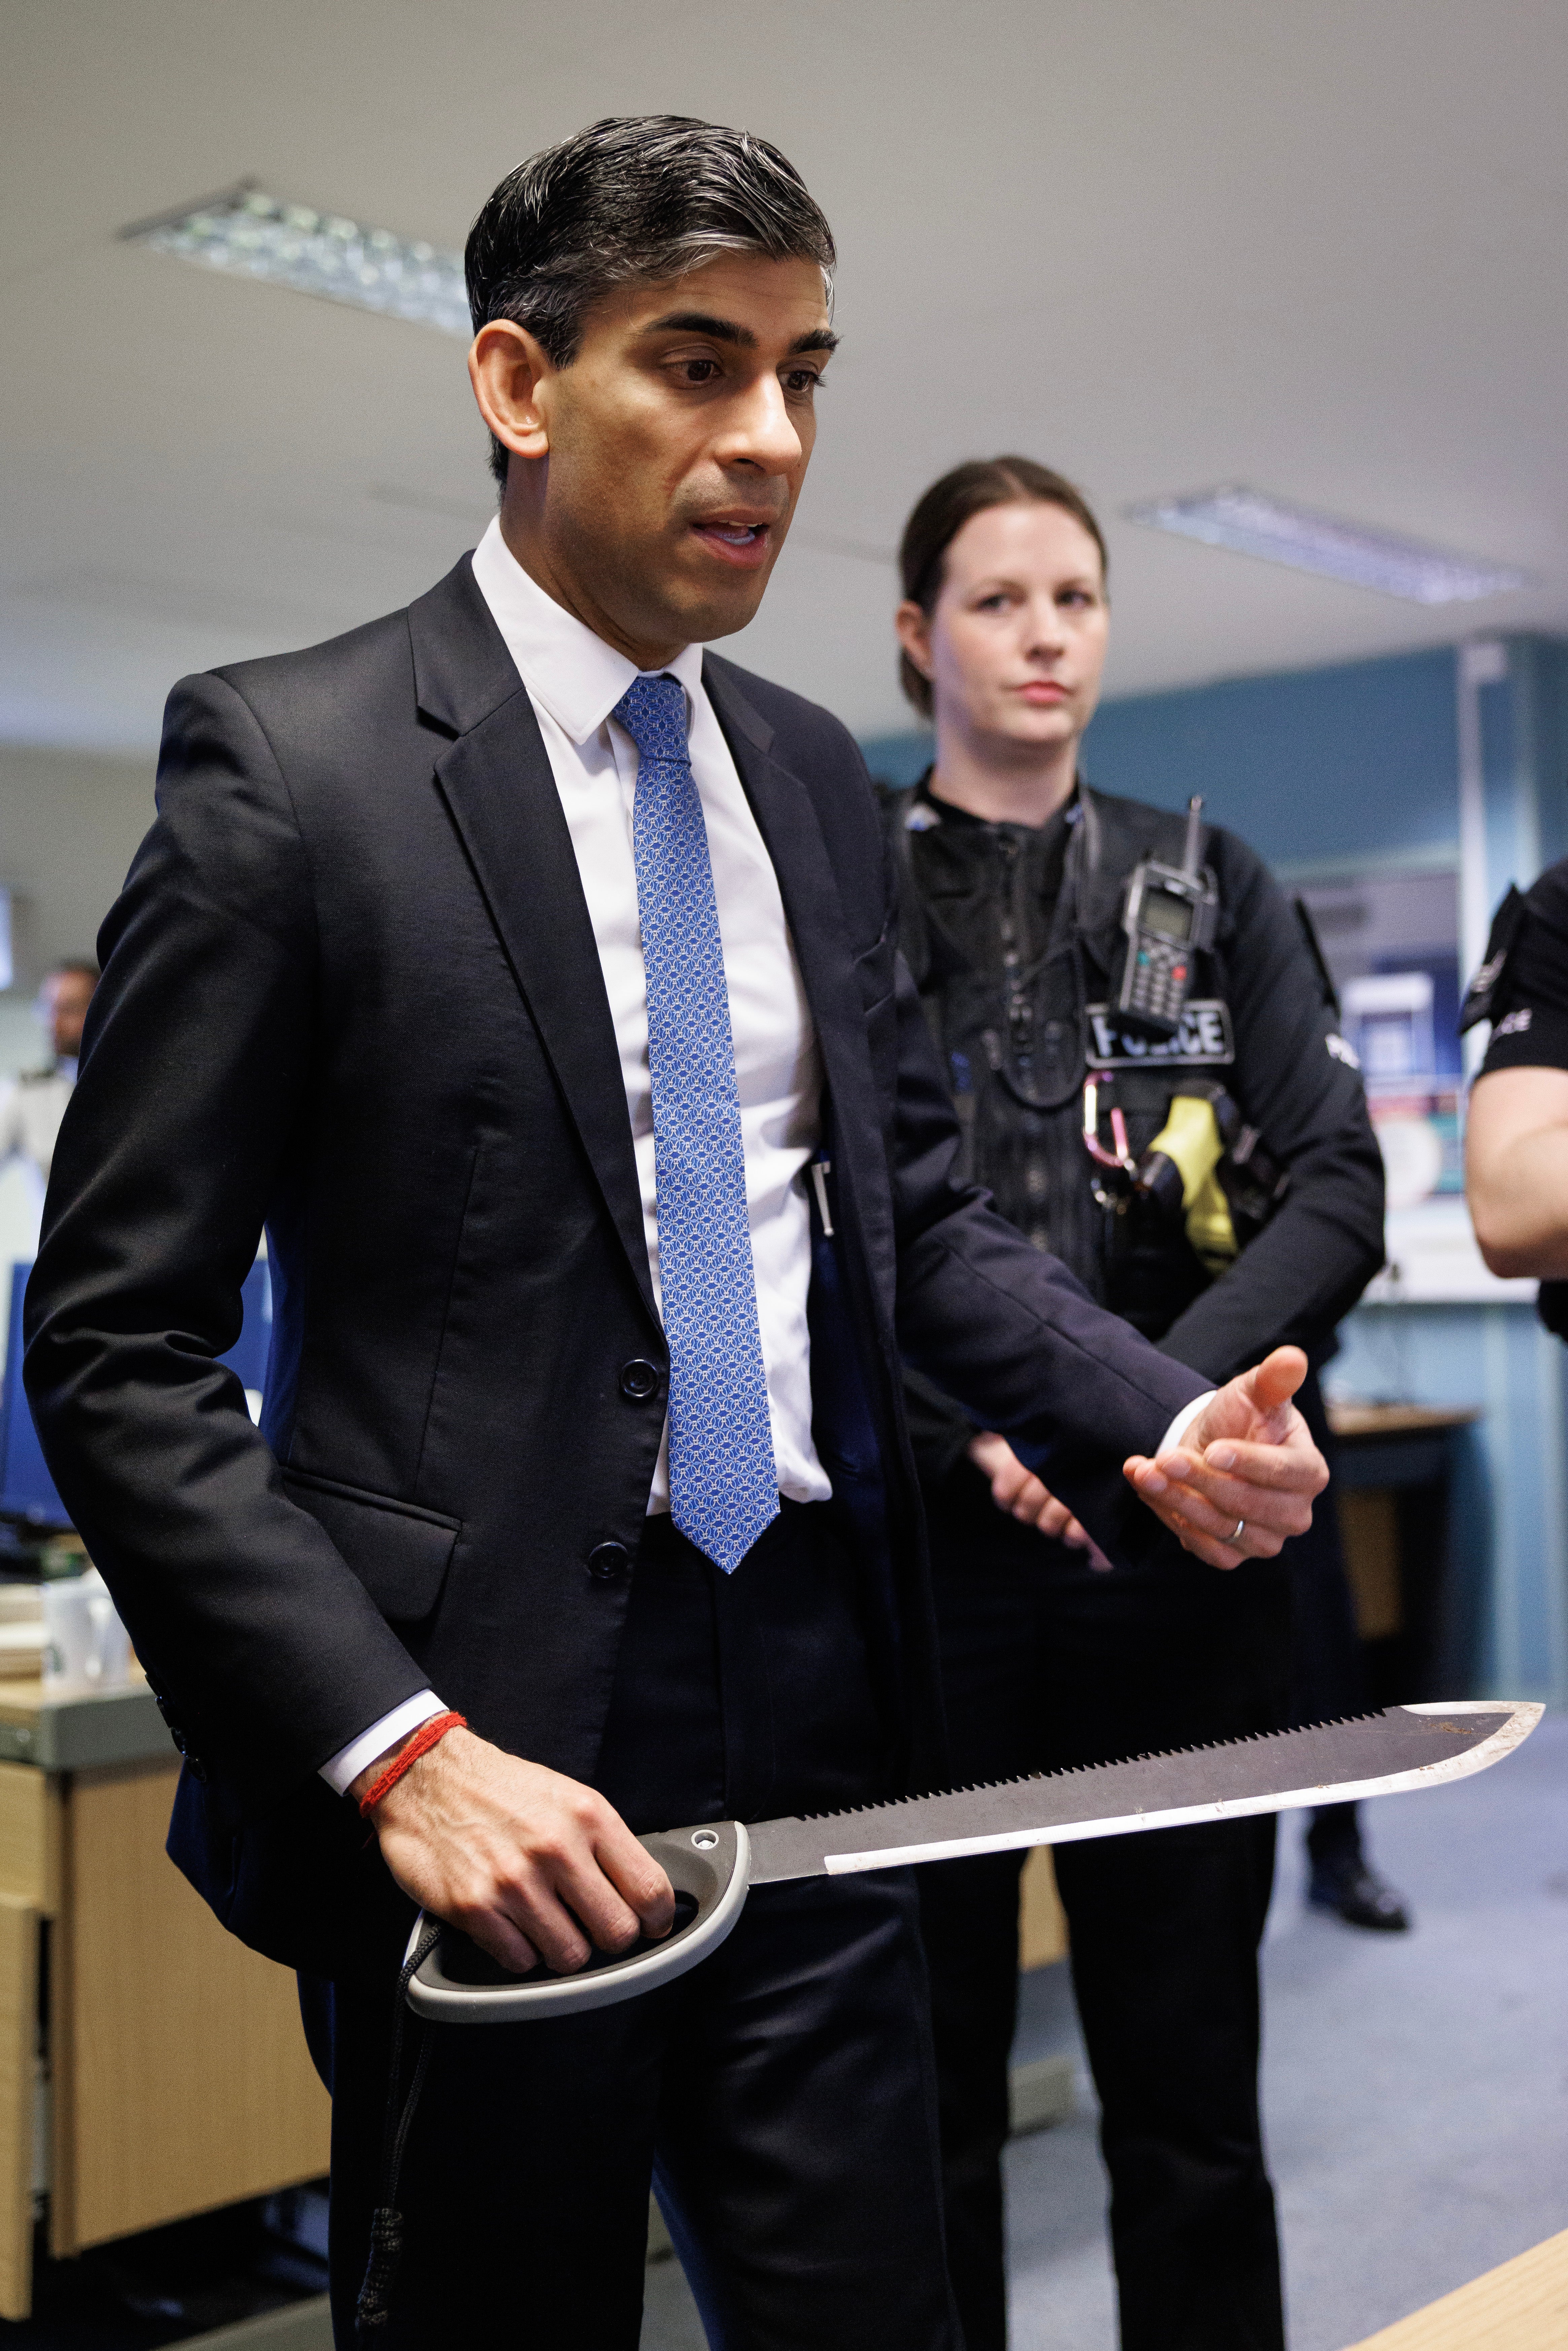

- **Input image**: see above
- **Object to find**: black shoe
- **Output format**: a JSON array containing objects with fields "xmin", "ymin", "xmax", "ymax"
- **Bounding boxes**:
[{"xmin": 1308, "ymin": 1858, "xmax": 1412, "ymax": 1932}]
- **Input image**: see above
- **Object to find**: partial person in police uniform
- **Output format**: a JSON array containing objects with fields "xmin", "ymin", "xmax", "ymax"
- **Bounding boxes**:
[
  {"xmin": 1464, "ymin": 859, "xmax": 1568, "ymax": 1305},
  {"xmin": 0, "ymin": 961, "xmax": 98, "ymax": 1229},
  {"xmin": 882, "ymin": 458, "xmax": 1389, "ymax": 2351}
]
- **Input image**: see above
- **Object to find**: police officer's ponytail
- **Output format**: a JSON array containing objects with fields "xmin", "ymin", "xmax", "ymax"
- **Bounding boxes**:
[{"xmin": 897, "ymin": 458, "xmax": 1110, "ymax": 717}]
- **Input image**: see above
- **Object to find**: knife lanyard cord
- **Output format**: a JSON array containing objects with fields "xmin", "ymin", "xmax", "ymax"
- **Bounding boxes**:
[{"xmin": 354, "ymin": 1916, "xmax": 442, "ymax": 2340}]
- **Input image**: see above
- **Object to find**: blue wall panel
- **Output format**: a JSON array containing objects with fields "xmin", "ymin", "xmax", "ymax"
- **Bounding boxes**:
[{"xmin": 1080, "ymin": 649, "xmax": 1462, "ymax": 872}]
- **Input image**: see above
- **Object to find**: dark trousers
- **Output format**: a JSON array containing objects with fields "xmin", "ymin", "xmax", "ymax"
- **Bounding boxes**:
[
  {"xmin": 916, "ymin": 1461, "xmax": 1291, "ymax": 2351},
  {"xmin": 921, "ymin": 1828, "xmax": 1281, "ymax": 2351},
  {"xmin": 304, "ymin": 1503, "xmax": 962, "ymax": 2350},
  {"xmin": 1288, "ymin": 1380, "xmax": 1373, "ymax": 1873}
]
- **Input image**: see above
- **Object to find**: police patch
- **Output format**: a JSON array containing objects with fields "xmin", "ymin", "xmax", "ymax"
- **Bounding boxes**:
[{"xmin": 1085, "ymin": 1001, "xmax": 1235, "ymax": 1068}]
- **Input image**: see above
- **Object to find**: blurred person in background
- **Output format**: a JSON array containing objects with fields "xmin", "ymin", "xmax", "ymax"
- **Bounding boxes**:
[
  {"xmin": 883, "ymin": 458, "xmax": 1390, "ymax": 2351},
  {"xmin": 0, "ymin": 961, "xmax": 98, "ymax": 1218},
  {"xmin": 1464, "ymin": 858, "xmax": 1568, "ymax": 1300}
]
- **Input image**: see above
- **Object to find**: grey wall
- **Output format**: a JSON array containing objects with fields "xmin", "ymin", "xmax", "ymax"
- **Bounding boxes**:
[
  {"xmin": 0, "ymin": 744, "xmax": 153, "ymax": 1283},
  {"xmin": 0, "ymin": 740, "xmax": 154, "ymax": 1073}
]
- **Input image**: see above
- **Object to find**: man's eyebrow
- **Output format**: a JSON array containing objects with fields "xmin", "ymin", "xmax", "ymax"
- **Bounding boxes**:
[
  {"xmin": 643, "ymin": 311, "xmax": 757, "ymax": 347},
  {"xmin": 640, "ymin": 313, "xmax": 840, "ymax": 358}
]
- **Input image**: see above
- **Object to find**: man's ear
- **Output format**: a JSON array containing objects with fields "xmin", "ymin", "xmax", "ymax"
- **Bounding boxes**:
[
  {"xmin": 895, "ymin": 600, "xmax": 935, "ymax": 684},
  {"xmin": 469, "ymin": 320, "xmax": 555, "ymax": 464}
]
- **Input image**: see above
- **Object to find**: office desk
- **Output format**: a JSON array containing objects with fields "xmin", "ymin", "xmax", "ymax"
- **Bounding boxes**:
[
  {"xmin": 1326, "ymin": 1403, "xmax": 1480, "ymax": 1703},
  {"xmin": 0, "ymin": 1676, "xmax": 329, "ymax": 2319},
  {"xmin": 1343, "ymin": 2226, "xmax": 1568, "ymax": 2349}
]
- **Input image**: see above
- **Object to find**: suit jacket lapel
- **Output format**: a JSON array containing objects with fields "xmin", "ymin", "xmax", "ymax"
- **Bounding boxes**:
[
  {"xmin": 409, "ymin": 561, "xmax": 656, "ymax": 1323},
  {"xmin": 702, "ymin": 658, "xmax": 879, "ymax": 1155}
]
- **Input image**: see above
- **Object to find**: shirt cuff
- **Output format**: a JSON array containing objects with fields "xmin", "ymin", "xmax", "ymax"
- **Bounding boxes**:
[
  {"xmin": 319, "ymin": 1690, "xmax": 446, "ymax": 1798},
  {"xmin": 1156, "ymin": 1392, "xmax": 1216, "ymax": 1460}
]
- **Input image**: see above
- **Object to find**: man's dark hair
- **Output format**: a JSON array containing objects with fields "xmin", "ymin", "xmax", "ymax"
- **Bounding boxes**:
[
  {"xmin": 466, "ymin": 116, "xmax": 836, "ymax": 486},
  {"xmin": 898, "ymin": 458, "xmax": 1109, "ymax": 719}
]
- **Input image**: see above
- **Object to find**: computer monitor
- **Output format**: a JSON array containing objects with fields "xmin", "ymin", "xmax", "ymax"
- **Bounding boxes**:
[{"xmin": 0, "ymin": 1257, "xmax": 273, "ymax": 1529}]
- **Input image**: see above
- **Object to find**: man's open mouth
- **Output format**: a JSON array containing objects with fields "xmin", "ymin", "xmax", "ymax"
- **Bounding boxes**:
[{"xmin": 691, "ymin": 519, "xmax": 774, "ymax": 565}]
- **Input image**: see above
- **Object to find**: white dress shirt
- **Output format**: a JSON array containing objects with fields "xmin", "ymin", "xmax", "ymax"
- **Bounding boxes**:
[
  {"xmin": 470, "ymin": 518, "xmax": 830, "ymax": 1513},
  {"xmin": 0, "ymin": 1062, "xmax": 75, "ymax": 1182},
  {"xmin": 322, "ymin": 526, "xmax": 1216, "ymax": 1796},
  {"xmin": 0, "ymin": 1063, "xmax": 76, "ymax": 1255}
]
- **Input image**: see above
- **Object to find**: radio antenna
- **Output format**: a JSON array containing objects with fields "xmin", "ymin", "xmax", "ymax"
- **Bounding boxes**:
[{"xmin": 1181, "ymin": 795, "xmax": 1204, "ymax": 877}]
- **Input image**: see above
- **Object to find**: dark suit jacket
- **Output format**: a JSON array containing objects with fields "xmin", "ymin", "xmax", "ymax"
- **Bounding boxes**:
[{"xmin": 23, "ymin": 555, "xmax": 1204, "ymax": 1970}]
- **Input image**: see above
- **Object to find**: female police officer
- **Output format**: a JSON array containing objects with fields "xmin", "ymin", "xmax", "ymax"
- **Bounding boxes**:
[{"xmin": 885, "ymin": 458, "xmax": 1389, "ymax": 2351}]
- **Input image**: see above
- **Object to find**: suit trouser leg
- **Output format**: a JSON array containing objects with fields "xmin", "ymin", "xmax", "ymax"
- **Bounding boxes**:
[
  {"xmin": 320, "ymin": 1957, "xmax": 662, "ymax": 2347},
  {"xmin": 315, "ymin": 1503, "xmax": 960, "ymax": 2350},
  {"xmin": 657, "ymin": 1871, "xmax": 958, "ymax": 2351},
  {"xmin": 316, "ymin": 1870, "xmax": 957, "ymax": 2351},
  {"xmin": 916, "ymin": 1851, "xmax": 1026, "ymax": 2351},
  {"xmin": 1056, "ymin": 1819, "xmax": 1285, "ymax": 2351}
]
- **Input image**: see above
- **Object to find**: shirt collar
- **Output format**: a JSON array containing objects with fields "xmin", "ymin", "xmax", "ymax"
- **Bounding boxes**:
[{"xmin": 470, "ymin": 515, "xmax": 706, "ymax": 743}]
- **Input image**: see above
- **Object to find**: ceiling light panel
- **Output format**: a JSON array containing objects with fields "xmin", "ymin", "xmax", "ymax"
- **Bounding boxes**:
[
  {"xmin": 121, "ymin": 184, "xmax": 470, "ymax": 338},
  {"xmin": 1126, "ymin": 486, "xmax": 1528, "ymax": 605}
]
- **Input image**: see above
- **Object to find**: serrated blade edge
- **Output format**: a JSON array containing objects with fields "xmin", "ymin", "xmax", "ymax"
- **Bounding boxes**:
[{"xmin": 744, "ymin": 1703, "xmax": 1541, "ymax": 1885}]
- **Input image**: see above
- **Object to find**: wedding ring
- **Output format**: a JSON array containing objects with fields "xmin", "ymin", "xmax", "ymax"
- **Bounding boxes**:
[{"xmin": 1227, "ymin": 1518, "xmax": 1246, "ymax": 1543}]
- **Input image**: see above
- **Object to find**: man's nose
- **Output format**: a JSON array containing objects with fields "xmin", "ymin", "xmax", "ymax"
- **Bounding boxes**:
[{"xmin": 713, "ymin": 373, "xmax": 804, "ymax": 479}]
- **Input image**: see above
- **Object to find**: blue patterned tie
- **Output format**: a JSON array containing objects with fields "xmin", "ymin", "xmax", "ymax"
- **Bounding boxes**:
[{"xmin": 613, "ymin": 673, "xmax": 779, "ymax": 1573}]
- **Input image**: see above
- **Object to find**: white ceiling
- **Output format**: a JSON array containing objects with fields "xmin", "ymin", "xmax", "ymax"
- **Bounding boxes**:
[{"xmin": 4, "ymin": 0, "xmax": 1568, "ymax": 755}]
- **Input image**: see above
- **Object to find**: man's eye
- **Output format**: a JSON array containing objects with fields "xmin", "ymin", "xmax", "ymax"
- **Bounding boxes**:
[
  {"xmin": 676, "ymin": 357, "xmax": 720, "ymax": 384},
  {"xmin": 783, "ymin": 368, "xmax": 823, "ymax": 394}
]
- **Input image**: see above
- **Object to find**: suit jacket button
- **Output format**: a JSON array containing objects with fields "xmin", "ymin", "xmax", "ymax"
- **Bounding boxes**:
[
  {"xmin": 587, "ymin": 1541, "xmax": 630, "ymax": 1582},
  {"xmin": 619, "ymin": 1359, "xmax": 660, "ymax": 1402}
]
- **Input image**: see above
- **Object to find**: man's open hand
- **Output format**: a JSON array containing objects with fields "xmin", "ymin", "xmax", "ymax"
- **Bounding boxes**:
[
  {"xmin": 1122, "ymin": 1345, "xmax": 1326, "ymax": 1569},
  {"xmin": 353, "ymin": 1727, "xmax": 675, "ymax": 1974}
]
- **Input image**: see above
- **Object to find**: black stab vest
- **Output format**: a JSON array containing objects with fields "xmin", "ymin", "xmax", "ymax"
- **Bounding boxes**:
[{"xmin": 884, "ymin": 780, "xmax": 1258, "ymax": 1344}]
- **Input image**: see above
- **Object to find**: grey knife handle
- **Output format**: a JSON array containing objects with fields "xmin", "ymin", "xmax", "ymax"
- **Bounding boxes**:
[{"xmin": 405, "ymin": 1820, "xmax": 751, "ymax": 2024}]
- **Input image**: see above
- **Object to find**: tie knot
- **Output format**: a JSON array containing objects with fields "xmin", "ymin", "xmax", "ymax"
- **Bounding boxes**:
[{"xmin": 613, "ymin": 674, "xmax": 689, "ymax": 766}]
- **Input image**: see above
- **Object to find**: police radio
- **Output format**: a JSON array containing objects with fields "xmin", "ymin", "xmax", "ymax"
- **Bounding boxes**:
[{"xmin": 1114, "ymin": 796, "xmax": 1219, "ymax": 1041}]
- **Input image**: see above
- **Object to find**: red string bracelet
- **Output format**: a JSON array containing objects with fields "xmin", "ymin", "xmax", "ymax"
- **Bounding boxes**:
[{"xmin": 357, "ymin": 1711, "xmax": 467, "ymax": 1816}]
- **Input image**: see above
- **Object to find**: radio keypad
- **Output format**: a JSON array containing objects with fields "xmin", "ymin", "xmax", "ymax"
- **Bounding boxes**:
[{"xmin": 1129, "ymin": 941, "xmax": 1189, "ymax": 1021}]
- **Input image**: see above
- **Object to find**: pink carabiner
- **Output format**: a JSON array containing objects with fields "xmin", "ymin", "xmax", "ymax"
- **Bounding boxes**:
[{"xmin": 1082, "ymin": 1079, "xmax": 1137, "ymax": 1174}]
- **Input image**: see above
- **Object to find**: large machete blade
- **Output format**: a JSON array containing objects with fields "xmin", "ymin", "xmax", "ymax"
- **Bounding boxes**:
[
  {"xmin": 745, "ymin": 1701, "xmax": 1541, "ymax": 1884},
  {"xmin": 408, "ymin": 1701, "xmax": 1539, "ymax": 2020}
]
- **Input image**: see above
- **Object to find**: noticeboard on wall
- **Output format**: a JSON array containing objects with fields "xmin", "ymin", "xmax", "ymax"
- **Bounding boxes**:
[{"xmin": 1296, "ymin": 868, "xmax": 1532, "ymax": 1303}]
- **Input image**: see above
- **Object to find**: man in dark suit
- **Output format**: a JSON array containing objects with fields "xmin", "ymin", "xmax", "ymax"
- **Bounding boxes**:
[{"xmin": 24, "ymin": 117, "xmax": 1325, "ymax": 2349}]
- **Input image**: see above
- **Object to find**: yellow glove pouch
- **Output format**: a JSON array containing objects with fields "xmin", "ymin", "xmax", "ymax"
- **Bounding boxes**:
[{"xmin": 1146, "ymin": 1094, "xmax": 1238, "ymax": 1273}]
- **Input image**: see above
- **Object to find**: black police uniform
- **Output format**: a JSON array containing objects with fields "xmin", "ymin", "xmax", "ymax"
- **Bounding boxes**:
[
  {"xmin": 1465, "ymin": 859, "xmax": 1568, "ymax": 1339},
  {"xmin": 885, "ymin": 775, "xmax": 1386, "ymax": 2351},
  {"xmin": 1465, "ymin": 859, "xmax": 1568, "ymax": 1078}
]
